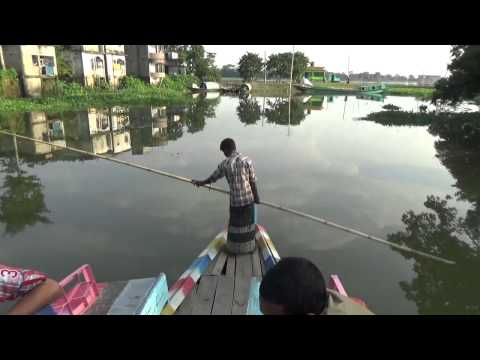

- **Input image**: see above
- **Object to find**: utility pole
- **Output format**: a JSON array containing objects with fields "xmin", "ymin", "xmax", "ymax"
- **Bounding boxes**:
[
  {"xmin": 0, "ymin": 45, "xmax": 5, "ymax": 70},
  {"xmin": 288, "ymin": 45, "xmax": 295, "ymax": 137},
  {"xmin": 103, "ymin": 45, "xmax": 110, "ymax": 85},
  {"xmin": 264, "ymin": 50, "xmax": 267, "ymax": 85}
]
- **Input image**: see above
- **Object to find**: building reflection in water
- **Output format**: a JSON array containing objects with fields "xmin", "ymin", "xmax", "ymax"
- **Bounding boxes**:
[{"xmin": 18, "ymin": 112, "xmax": 66, "ymax": 160}]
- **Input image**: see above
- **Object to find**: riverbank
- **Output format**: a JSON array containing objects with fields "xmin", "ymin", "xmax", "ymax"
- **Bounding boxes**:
[
  {"xmin": 306, "ymin": 82, "xmax": 434, "ymax": 98},
  {"xmin": 361, "ymin": 110, "xmax": 480, "ymax": 148},
  {"xmin": 0, "ymin": 76, "xmax": 195, "ymax": 113},
  {"xmin": 221, "ymin": 78, "xmax": 434, "ymax": 98}
]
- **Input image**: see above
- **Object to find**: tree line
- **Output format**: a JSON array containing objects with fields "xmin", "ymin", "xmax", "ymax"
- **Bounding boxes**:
[{"xmin": 235, "ymin": 52, "xmax": 310, "ymax": 82}]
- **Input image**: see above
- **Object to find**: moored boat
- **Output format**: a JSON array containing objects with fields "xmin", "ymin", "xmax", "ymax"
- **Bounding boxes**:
[
  {"xmin": 189, "ymin": 82, "xmax": 221, "ymax": 93},
  {"xmin": 295, "ymin": 80, "xmax": 386, "ymax": 96}
]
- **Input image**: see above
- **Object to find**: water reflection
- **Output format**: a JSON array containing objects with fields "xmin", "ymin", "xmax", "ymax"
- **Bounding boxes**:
[
  {"xmin": 387, "ymin": 137, "xmax": 480, "ymax": 314},
  {"xmin": 1, "ymin": 93, "xmax": 479, "ymax": 314},
  {"xmin": 184, "ymin": 94, "xmax": 220, "ymax": 134},
  {"xmin": 263, "ymin": 97, "xmax": 307, "ymax": 126},
  {"xmin": 356, "ymin": 94, "xmax": 385, "ymax": 102},
  {"xmin": 130, "ymin": 106, "xmax": 168, "ymax": 155},
  {"xmin": 237, "ymin": 97, "xmax": 262, "ymax": 125},
  {"xmin": 0, "ymin": 136, "xmax": 51, "ymax": 235}
]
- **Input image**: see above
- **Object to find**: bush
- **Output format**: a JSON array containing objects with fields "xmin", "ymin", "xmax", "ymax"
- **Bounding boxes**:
[
  {"xmin": 119, "ymin": 76, "xmax": 150, "ymax": 91},
  {"xmin": 160, "ymin": 74, "xmax": 199, "ymax": 91},
  {"xmin": 0, "ymin": 69, "xmax": 18, "ymax": 80},
  {"xmin": 382, "ymin": 104, "xmax": 401, "ymax": 111},
  {"xmin": 0, "ymin": 69, "xmax": 20, "ymax": 98},
  {"xmin": 41, "ymin": 79, "xmax": 87, "ymax": 97}
]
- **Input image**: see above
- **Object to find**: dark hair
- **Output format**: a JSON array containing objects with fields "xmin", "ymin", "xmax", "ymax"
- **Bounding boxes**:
[
  {"xmin": 260, "ymin": 257, "xmax": 328, "ymax": 315},
  {"xmin": 220, "ymin": 138, "xmax": 236, "ymax": 153}
]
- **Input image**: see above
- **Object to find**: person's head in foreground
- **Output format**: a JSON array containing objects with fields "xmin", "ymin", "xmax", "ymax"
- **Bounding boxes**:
[{"xmin": 259, "ymin": 257, "xmax": 328, "ymax": 315}]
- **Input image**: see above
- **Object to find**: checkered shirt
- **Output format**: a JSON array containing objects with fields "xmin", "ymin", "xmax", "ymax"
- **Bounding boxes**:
[{"xmin": 208, "ymin": 152, "xmax": 257, "ymax": 207}]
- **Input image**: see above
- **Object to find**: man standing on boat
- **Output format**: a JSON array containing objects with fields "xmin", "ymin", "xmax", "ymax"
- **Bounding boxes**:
[{"xmin": 192, "ymin": 138, "xmax": 260, "ymax": 254}]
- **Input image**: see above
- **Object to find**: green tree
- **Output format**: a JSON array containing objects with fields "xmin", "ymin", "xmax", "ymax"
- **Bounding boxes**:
[
  {"xmin": 54, "ymin": 45, "xmax": 73, "ymax": 81},
  {"xmin": 266, "ymin": 52, "xmax": 309, "ymax": 81},
  {"xmin": 432, "ymin": 45, "xmax": 480, "ymax": 105},
  {"xmin": 221, "ymin": 64, "xmax": 240, "ymax": 78},
  {"xmin": 182, "ymin": 46, "xmax": 220, "ymax": 82},
  {"xmin": 291, "ymin": 52, "xmax": 309, "ymax": 81},
  {"xmin": 238, "ymin": 53, "xmax": 264, "ymax": 82}
]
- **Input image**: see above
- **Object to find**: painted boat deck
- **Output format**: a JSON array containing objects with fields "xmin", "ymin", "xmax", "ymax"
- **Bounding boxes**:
[
  {"xmin": 84, "ymin": 281, "xmax": 128, "ymax": 315},
  {"xmin": 176, "ymin": 245, "xmax": 265, "ymax": 315}
]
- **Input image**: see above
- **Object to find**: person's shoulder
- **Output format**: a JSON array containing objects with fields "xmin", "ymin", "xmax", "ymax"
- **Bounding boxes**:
[{"xmin": 240, "ymin": 154, "xmax": 254, "ymax": 164}]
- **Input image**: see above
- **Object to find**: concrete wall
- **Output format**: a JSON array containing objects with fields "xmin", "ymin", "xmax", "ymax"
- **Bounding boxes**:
[
  {"xmin": 126, "ymin": 45, "xmax": 150, "ymax": 81},
  {"xmin": 125, "ymin": 45, "xmax": 165, "ymax": 84},
  {"xmin": 67, "ymin": 48, "xmax": 125, "ymax": 87},
  {"xmin": 2, "ymin": 45, "xmax": 57, "ymax": 97},
  {"xmin": 106, "ymin": 45, "xmax": 124, "ymax": 54},
  {"xmin": 106, "ymin": 54, "xmax": 126, "ymax": 87}
]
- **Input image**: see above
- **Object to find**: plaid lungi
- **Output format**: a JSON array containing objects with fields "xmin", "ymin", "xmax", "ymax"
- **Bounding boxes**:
[{"xmin": 227, "ymin": 203, "xmax": 256, "ymax": 254}]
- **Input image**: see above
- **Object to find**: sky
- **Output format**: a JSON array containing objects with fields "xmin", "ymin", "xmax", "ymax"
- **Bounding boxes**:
[{"xmin": 203, "ymin": 45, "xmax": 452, "ymax": 77}]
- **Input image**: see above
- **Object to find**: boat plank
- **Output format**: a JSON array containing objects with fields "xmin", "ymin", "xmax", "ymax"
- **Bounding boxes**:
[
  {"xmin": 260, "ymin": 252, "xmax": 267, "ymax": 276},
  {"xmin": 236, "ymin": 253, "xmax": 253, "ymax": 278},
  {"xmin": 252, "ymin": 249, "xmax": 262, "ymax": 278},
  {"xmin": 209, "ymin": 252, "xmax": 227, "ymax": 275},
  {"xmin": 232, "ymin": 276, "xmax": 251, "ymax": 315},
  {"xmin": 211, "ymin": 276, "xmax": 235, "ymax": 315},
  {"xmin": 85, "ymin": 281, "xmax": 127, "ymax": 315},
  {"xmin": 226, "ymin": 254, "xmax": 236, "ymax": 277},
  {"xmin": 191, "ymin": 275, "xmax": 219, "ymax": 315}
]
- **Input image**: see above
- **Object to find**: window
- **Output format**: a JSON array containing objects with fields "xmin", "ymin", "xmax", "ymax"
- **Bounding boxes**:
[
  {"xmin": 95, "ymin": 56, "xmax": 104, "ymax": 69},
  {"xmin": 155, "ymin": 63, "xmax": 165, "ymax": 73},
  {"xmin": 32, "ymin": 55, "xmax": 39, "ymax": 66},
  {"xmin": 148, "ymin": 45, "xmax": 157, "ymax": 54}
]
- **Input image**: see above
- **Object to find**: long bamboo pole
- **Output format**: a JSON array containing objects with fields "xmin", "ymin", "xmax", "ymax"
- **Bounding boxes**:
[{"xmin": 0, "ymin": 129, "xmax": 455, "ymax": 265}]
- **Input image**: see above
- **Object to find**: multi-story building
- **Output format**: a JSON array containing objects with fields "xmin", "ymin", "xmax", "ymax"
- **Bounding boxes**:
[
  {"xmin": 2, "ymin": 45, "xmax": 57, "ymax": 97},
  {"xmin": 65, "ymin": 45, "xmax": 126, "ymax": 88},
  {"xmin": 165, "ymin": 48, "xmax": 186, "ymax": 75},
  {"xmin": 125, "ymin": 45, "xmax": 166, "ymax": 85}
]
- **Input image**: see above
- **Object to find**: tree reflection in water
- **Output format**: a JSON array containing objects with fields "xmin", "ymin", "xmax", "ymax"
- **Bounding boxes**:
[
  {"xmin": 388, "ymin": 138, "xmax": 480, "ymax": 314},
  {"xmin": 0, "ymin": 137, "xmax": 51, "ymax": 235}
]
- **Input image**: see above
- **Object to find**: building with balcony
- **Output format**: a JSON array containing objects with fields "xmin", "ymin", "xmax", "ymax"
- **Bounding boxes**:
[
  {"xmin": 165, "ymin": 49, "xmax": 187, "ymax": 75},
  {"xmin": 125, "ymin": 45, "xmax": 166, "ymax": 85},
  {"xmin": 2, "ymin": 45, "xmax": 57, "ymax": 97},
  {"xmin": 65, "ymin": 45, "xmax": 126, "ymax": 88}
]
